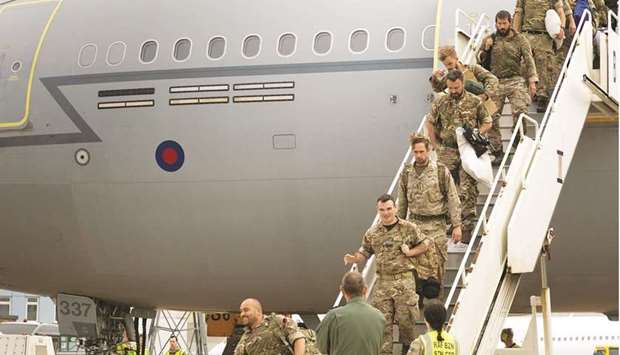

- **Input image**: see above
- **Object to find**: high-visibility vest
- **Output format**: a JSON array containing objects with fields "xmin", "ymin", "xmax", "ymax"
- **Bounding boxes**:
[{"xmin": 420, "ymin": 330, "xmax": 459, "ymax": 355}]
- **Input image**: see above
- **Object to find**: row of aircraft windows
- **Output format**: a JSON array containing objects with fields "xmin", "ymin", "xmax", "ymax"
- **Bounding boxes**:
[
  {"xmin": 540, "ymin": 335, "xmax": 620, "ymax": 341},
  {"xmin": 77, "ymin": 28, "xmax": 407, "ymax": 68}
]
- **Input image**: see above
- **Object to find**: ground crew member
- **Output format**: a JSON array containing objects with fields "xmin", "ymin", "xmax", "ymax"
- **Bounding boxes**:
[
  {"xmin": 501, "ymin": 328, "xmax": 521, "ymax": 348},
  {"xmin": 430, "ymin": 47, "xmax": 502, "ymax": 160},
  {"xmin": 166, "ymin": 335, "xmax": 186, "ymax": 355},
  {"xmin": 343, "ymin": 193, "xmax": 430, "ymax": 355},
  {"xmin": 426, "ymin": 69, "xmax": 492, "ymax": 243},
  {"xmin": 514, "ymin": 0, "xmax": 567, "ymax": 112},
  {"xmin": 397, "ymin": 134, "xmax": 461, "ymax": 293},
  {"xmin": 115, "ymin": 331, "xmax": 137, "ymax": 355},
  {"xmin": 234, "ymin": 298, "xmax": 306, "ymax": 355},
  {"xmin": 478, "ymin": 10, "xmax": 538, "ymax": 156},
  {"xmin": 316, "ymin": 271, "xmax": 385, "ymax": 355},
  {"xmin": 407, "ymin": 301, "xmax": 458, "ymax": 355}
]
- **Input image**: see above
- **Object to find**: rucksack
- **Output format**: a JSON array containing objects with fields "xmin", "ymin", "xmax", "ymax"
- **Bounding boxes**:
[{"xmin": 267, "ymin": 314, "xmax": 322, "ymax": 355}]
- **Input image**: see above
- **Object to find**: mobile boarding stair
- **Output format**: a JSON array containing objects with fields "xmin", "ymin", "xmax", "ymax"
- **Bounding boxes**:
[{"xmin": 334, "ymin": 8, "xmax": 617, "ymax": 355}]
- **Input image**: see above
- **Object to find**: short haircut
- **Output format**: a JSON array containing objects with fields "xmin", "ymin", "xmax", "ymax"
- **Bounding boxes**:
[
  {"xmin": 446, "ymin": 69, "xmax": 464, "ymax": 83},
  {"xmin": 340, "ymin": 271, "xmax": 366, "ymax": 297},
  {"xmin": 409, "ymin": 133, "xmax": 430, "ymax": 150},
  {"xmin": 169, "ymin": 335, "xmax": 178, "ymax": 340},
  {"xmin": 496, "ymin": 10, "xmax": 512, "ymax": 22},
  {"xmin": 438, "ymin": 46, "xmax": 458, "ymax": 62},
  {"xmin": 501, "ymin": 328, "xmax": 514, "ymax": 337},
  {"xmin": 376, "ymin": 193, "xmax": 395, "ymax": 205},
  {"xmin": 424, "ymin": 301, "xmax": 448, "ymax": 341}
]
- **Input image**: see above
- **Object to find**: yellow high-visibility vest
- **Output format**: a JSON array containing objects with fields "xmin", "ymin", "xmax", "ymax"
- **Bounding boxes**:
[{"xmin": 420, "ymin": 330, "xmax": 459, "ymax": 355}]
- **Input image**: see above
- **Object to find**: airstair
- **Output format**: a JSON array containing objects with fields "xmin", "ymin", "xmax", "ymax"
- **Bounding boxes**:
[{"xmin": 334, "ymin": 8, "xmax": 618, "ymax": 355}]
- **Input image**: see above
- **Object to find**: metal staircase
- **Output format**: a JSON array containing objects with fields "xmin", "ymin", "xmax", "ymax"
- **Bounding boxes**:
[{"xmin": 333, "ymin": 7, "xmax": 617, "ymax": 355}]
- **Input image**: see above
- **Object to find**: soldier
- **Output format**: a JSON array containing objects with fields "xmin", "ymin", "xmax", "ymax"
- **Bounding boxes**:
[
  {"xmin": 316, "ymin": 271, "xmax": 385, "ymax": 355},
  {"xmin": 425, "ymin": 69, "xmax": 492, "ymax": 243},
  {"xmin": 397, "ymin": 134, "xmax": 461, "ymax": 296},
  {"xmin": 513, "ymin": 0, "xmax": 567, "ymax": 112},
  {"xmin": 234, "ymin": 298, "xmax": 306, "ymax": 355},
  {"xmin": 343, "ymin": 193, "xmax": 430, "ymax": 355},
  {"xmin": 478, "ymin": 10, "xmax": 538, "ymax": 158},
  {"xmin": 430, "ymin": 46, "xmax": 501, "ymax": 159}
]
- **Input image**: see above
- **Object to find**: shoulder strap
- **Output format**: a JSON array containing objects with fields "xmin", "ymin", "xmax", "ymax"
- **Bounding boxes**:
[
  {"xmin": 436, "ymin": 162, "xmax": 447, "ymax": 200},
  {"xmin": 268, "ymin": 315, "xmax": 295, "ymax": 355},
  {"xmin": 401, "ymin": 163, "xmax": 412, "ymax": 187}
]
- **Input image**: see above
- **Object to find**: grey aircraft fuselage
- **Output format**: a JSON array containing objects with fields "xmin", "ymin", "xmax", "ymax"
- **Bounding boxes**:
[
  {"xmin": 0, "ymin": 0, "xmax": 436, "ymax": 313},
  {"xmin": 0, "ymin": 0, "xmax": 617, "ymax": 317}
]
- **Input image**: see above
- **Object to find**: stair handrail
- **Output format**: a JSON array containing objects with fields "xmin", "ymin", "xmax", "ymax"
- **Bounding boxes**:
[
  {"xmin": 540, "ymin": 10, "xmax": 594, "ymax": 133},
  {"xmin": 444, "ymin": 8, "xmax": 594, "ymax": 326},
  {"xmin": 332, "ymin": 115, "xmax": 428, "ymax": 308}
]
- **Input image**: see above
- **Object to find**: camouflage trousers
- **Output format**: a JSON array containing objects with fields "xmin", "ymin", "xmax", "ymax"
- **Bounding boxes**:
[
  {"xmin": 410, "ymin": 218, "xmax": 448, "ymax": 283},
  {"xmin": 488, "ymin": 76, "xmax": 532, "ymax": 152},
  {"xmin": 437, "ymin": 146, "xmax": 478, "ymax": 241},
  {"xmin": 523, "ymin": 32, "xmax": 556, "ymax": 99},
  {"xmin": 371, "ymin": 275, "xmax": 419, "ymax": 355}
]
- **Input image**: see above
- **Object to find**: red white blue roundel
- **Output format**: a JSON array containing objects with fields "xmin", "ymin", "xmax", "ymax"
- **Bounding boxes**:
[{"xmin": 156, "ymin": 140, "xmax": 185, "ymax": 172}]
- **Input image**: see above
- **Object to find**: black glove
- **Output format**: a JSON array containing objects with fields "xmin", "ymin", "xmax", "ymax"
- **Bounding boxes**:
[{"xmin": 463, "ymin": 124, "xmax": 490, "ymax": 157}]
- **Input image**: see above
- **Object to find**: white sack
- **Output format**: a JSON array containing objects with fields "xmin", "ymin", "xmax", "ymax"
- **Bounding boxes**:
[{"xmin": 455, "ymin": 127, "xmax": 494, "ymax": 189}]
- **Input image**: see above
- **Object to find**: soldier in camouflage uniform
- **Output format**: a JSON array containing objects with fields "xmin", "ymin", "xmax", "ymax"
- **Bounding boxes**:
[
  {"xmin": 397, "ymin": 134, "xmax": 461, "ymax": 294},
  {"xmin": 478, "ymin": 10, "xmax": 538, "ymax": 153},
  {"xmin": 234, "ymin": 298, "xmax": 306, "ymax": 355},
  {"xmin": 425, "ymin": 70, "xmax": 492, "ymax": 244},
  {"xmin": 514, "ymin": 0, "xmax": 567, "ymax": 112},
  {"xmin": 430, "ymin": 47, "xmax": 501, "ymax": 157},
  {"xmin": 344, "ymin": 194, "xmax": 430, "ymax": 355}
]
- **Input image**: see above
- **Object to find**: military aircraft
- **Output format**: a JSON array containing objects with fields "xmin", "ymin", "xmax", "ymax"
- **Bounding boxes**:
[{"xmin": 0, "ymin": 0, "xmax": 616, "ymax": 352}]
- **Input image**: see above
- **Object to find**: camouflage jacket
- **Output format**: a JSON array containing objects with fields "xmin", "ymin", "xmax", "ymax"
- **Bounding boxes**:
[
  {"xmin": 515, "ymin": 0, "xmax": 564, "ymax": 32},
  {"xmin": 428, "ymin": 91, "xmax": 492, "ymax": 148},
  {"xmin": 234, "ymin": 314, "xmax": 305, "ymax": 355},
  {"xmin": 397, "ymin": 161, "xmax": 461, "ymax": 227},
  {"xmin": 430, "ymin": 63, "xmax": 498, "ymax": 97},
  {"xmin": 359, "ymin": 218, "xmax": 427, "ymax": 275},
  {"xmin": 478, "ymin": 29, "xmax": 538, "ymax": 82}
]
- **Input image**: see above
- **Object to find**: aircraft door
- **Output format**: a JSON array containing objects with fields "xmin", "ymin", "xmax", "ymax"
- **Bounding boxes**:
[{"xmin": 0, "ymin": 1, "xmax": 58, "ymax": 131}]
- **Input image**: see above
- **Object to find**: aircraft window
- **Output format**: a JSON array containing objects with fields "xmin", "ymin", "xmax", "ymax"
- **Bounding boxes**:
[
  {"xmin": 313, "ymin": 31, "xmax": 332, "ymax": 55},
  {"xmin": 349, "ymin": 29, "xmax": 368, "ymax": 53},
  {"xmin": 386, "ymin": 28, "xmax": 405, "ymax": 51},
  {"xmin": 78, "ymin": 43, "xmax": 97, "ymax": 68},
  {"xmin": 11, "ymin": 61, "xmax": 21, "ymax": 72},
  {"xmin": 278, "ymin": 33, "xmax": 296, "ymax": 57},
  {"xmin": 207, "ymin": 36, "xmax": 226, "ymax": 59},
  {"xmin": 0, "ymin": 297, "xmax": 9, "ymax": 316},
  {"xmin": 106, "ymin": 41, "xmax": 126, "ymax": 66},
  {"xmin": 242, "ymin": 35, "xmax": 261, "ymax": 58},
  {"xmin": 173, "ymin": 38, "xmax": 192, "ymax": 62},
  {"xmin": 26, "ymin": 297, "xmax": 38, "ymax": 321},
  {"xmin": 140, "ymin": 40, "xmax": 158, "ymax": 63}
]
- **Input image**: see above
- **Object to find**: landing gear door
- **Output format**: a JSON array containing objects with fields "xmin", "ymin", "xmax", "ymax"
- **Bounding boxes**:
[{"xmin": 57, "ymin": 293, "xmax": 98, "ymax": 338}]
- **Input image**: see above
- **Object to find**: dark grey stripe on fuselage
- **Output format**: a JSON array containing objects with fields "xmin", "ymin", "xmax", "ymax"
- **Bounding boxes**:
[{"xmin": 0, "ymin": 57, "xmax": 433, "ymax": 147}]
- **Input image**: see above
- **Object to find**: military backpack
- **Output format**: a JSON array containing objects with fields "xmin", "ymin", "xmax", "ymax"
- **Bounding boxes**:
[{"xmin": 266, "ymin": 314, "xmax": 322, "ymax": 355}]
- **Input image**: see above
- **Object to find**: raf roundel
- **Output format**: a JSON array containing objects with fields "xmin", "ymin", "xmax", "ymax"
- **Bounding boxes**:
[{"xmin": 155, "ymin": 140, "xmax": 185, "ymax": 172}]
